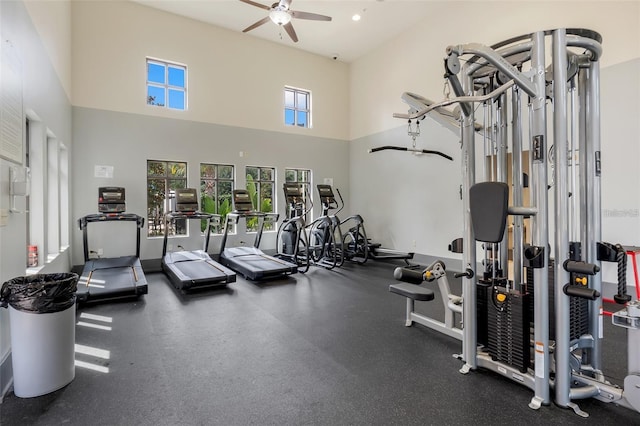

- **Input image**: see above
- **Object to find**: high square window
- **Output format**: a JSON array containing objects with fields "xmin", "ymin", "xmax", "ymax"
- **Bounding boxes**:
[
  {"xmin": 284, "ymin": 87, "xmax": 311, "ymax": 128},
  {"xmin": 147, "ymin": 58, "xmax": 187, "ymax": 110}
]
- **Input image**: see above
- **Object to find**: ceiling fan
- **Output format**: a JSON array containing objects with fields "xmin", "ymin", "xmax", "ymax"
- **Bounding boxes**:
[{"xmin": 239, "ymin": 0, "xmax": 332, "ymax": 43}]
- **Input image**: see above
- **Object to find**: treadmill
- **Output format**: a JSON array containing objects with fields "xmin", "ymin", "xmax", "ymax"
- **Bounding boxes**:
[
  {"xmin": 76, "ymin": 187, "xmax": 148, "ymax": 303},
  {"xmin": 219, "ymin": 189, "xmax": 298, "ymax": 280},
  {"xmin": 161, "ymin": 188, "xmax": 236, "ymax": 291}
]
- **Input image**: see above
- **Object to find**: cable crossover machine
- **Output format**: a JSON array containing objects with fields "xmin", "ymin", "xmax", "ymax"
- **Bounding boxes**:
[{"xmin": 389, "ymin": 29, "xmax": 640, "ymax": 417}]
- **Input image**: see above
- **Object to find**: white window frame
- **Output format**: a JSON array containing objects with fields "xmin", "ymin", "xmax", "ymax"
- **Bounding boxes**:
[
  {"xmin": 245, "ymin": 166, "xmax": 276, "ymax": 233},
  {"xmin": 200, "ymin": 163, "xmax": 235, "ymax": 235},
  {"xmin": 146, "ymin": 58, "xmax": 187, "ymax": 111},
  {"xmin": 146, "ymin": 160, "xmax": 188, "ymax": 238},
  {"xmin": 284, "ymin": 86, "xmax": 311, "ymax": 128},
  {"xmin": 25, "ymin": 113, "xmax": 70, "ymax": 271},
  {"xmin": 284, "ymin": 168, "xmax": 312, "ymax": 221}
]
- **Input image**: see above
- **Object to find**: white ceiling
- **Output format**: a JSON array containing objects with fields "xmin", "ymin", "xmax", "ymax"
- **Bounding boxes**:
[{"xmin": 131, "ymin": 0, "xmax": 435, "ymax": 62}]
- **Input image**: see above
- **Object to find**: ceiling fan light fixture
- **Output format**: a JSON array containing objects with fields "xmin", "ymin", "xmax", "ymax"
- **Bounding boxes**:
[{"xmin": 269, "ymin": 9, "xmax": 292, "ymax": 25}]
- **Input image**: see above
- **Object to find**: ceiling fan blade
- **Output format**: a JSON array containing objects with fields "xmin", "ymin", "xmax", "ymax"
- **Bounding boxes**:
[
  {"xmin": 242, "ymin": 16, "xmax": 271, "ymax": 33},
  {"xmin": 239, "ymin": 0, "xmax": 271, "ymax": 11},
  {"xmin": 283, "ymin": 22, "xmax": 298, "ymax": 43},
  {"xmin": 290, "ymin": 10, "xmax": 332, "ymax": 21}
]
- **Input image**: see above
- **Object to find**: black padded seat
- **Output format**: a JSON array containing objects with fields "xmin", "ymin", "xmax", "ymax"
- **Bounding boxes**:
[{"xmin": 389, "ymin": 283, "xmax": 435, "ymax": 301}]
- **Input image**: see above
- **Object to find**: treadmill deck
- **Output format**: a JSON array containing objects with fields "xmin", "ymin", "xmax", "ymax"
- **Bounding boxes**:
[
  {"xmin": 162, "ymin": 250, "xmax": 236, "ymax": 290},
  {"xmin": 221, "ymin": 246, "xmax": 298, "ymax": 280},
  {"xmin": 77, "ymin": 255, "xmax": 148, "ymax": 303}
]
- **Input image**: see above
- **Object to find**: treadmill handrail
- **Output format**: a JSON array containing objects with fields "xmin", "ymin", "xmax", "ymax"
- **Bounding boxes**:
[
  {"xmin": 228, "ymin": 210, "xmax": 264, "ymax": 218},
  {"xmin": 219, "ymin": 211, "xmax": 279, "ymax": 253},
  {"xmin": 162, "ymin": 211, "xmax": 220, "ymax": 256},
  {"xmin": 79, "ymin": 213, "xmax": 144, "ymax": 229},
  {"xmin": 79, "ymin": 213, "xmax": 144, "ymax": 262},
  {"xmin": 166, "ymin": 211, "xmax": 218, "ymax": 221}
]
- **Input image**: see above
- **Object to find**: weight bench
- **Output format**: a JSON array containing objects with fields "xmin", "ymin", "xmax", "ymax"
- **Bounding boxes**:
[
  {"xmin": 389, "ymin": 282, "xmax": 435, "ymax": 302},
  {"xmin": 389, "ymin": 262, "xmax": 463, "ymax": 340}
]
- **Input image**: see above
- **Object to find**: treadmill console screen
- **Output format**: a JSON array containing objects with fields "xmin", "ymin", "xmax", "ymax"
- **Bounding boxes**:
[
  {"xmin": 98, "ymin": 187, "xmax": 126, "ymax": 213},
  {"xmin": 175, "ymin": 188, "xmax": 199, "ymax": 212},
  {"xmin": 233, "ymin": 190, "xmax": 254, "ymax": 212},
  {"xmin": 283, "ymin": 183, "xmax": 303, "ymax": 199},
  {"xmin": 317, "ymin": 184, "xmax": 335, "ymax": 202}
]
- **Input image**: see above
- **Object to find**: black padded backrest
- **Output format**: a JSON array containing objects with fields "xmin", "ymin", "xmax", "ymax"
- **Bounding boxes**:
[{"xmin": 469, "ymin": 182, "xmax": 509, "ymax": 243}]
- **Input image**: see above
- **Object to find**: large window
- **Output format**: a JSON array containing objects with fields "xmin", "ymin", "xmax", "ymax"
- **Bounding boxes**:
[
  {"xmin": 284, "ymin": 87, "xmax": 311, "ymax": 128},
  {"xmin": 146, "ymin": 58, "xmax": 187, "ymax": 110},
  {"xmin": 200, "ymin": 163, "xmax": 234, "ymax": 234},
  {"xmin": 25, "ymin": 115, "xmax": 70, "ymax": 269},
  {"xmin": 285, "ymin": 168, "xmax": 312, "ymax": 220},
  {"xmin": 245, "ymin": 166, "xmax": 275, "ymax": 232},
  {"xmin": 147, "ymin": 160, "xmax": 187, "ymax": 237}
]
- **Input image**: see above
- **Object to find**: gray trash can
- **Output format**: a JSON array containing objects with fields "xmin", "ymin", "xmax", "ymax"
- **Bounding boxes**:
[{"xmin": 1, "ymin": 273, "xmax": 78, "ymax": 398}]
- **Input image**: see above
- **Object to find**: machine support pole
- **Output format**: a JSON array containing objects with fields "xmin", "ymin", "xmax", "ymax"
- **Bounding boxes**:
[
  {"xmin": 529, "ymin": 30, "xmax": 550, "ymax": 408},
  {"xmin": 587, "ymin": 60, "xmax": 603, "ymax": 369},
  {"xmin": 497, "ymin": 93, "xmax": 509, "ymax": 275},
  {"xmin": 578, "ymin": 68, "xmax": 588, "ymax": 265},
  {"xmin": 511, "ymin": 87, "xmax": 524, "ymax": 290},
  {"xmin": 569, "ymin": 84, "xmax": 578, "ymax": 243},
  {"xmin": 460, "ymin": 66, "xmax": 477, "ymax": 372},
  {"xmin": 553, "ymin": 28, "xmax": 572, "ymax": 409}
]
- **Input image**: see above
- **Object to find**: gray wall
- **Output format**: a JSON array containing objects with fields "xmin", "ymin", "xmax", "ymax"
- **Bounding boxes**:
[
  {"xmin": 72, "ymin": 107, "xmax": 349, "ymax": 267},
  {"xmin": 349, "ymin": 119, "xmax": 462, "ymax": 261}
]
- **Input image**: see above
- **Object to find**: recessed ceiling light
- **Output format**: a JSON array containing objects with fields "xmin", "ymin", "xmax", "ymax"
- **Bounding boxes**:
[{"xmin": 352, "ymin": 14, "xmax": 361, "ymax": 22}]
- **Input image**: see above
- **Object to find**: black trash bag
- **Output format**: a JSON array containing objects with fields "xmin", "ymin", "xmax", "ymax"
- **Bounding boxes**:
[{"xmin": 0, "ymin": 273, "xmax": 78, "ymax": 314}]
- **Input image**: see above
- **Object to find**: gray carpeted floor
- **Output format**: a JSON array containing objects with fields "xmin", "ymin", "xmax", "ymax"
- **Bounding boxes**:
[{"xmin": 0, "ymin": 260, "xmax": 637, "ymax": 425}]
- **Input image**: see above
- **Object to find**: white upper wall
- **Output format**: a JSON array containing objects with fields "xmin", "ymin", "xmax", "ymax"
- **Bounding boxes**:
[
  {"xmin": 350, "ymin": 1, "xmax": 640, "ymax": 140},
  {"xmin": 23, "ymin": 0, "xmax": 72, "ymax": 100},
  {"xmin": 71, "ymin": 0, "xmax": 349, "ymax": 141}
]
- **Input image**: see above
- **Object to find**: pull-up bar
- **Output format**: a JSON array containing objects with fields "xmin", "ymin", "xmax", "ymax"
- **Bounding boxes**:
[{"xmin": 368, "ymin": 146, "xmax": 453, "ymax": 161}]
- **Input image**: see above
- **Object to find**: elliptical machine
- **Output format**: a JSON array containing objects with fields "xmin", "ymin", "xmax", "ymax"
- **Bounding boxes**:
[
  {"xmin": 314, "ymin": 184, "xmax": 367, "ymax": 264},
  {"xmin": 315, "ymin": 184, "xmax": 414, "ymax": 265},
  {"xmin": 276, "ymin": 182, "xmax": 311, "ymax": 273},
  {"xmin": 307, "ymin": 185, "xmax": 344, "ymax": 269}
]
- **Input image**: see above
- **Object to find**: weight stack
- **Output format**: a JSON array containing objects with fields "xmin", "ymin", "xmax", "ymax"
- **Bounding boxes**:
[
  {"xmin": 526, "ymin": 261, "xmax": 556, "ymax": 340},
  {"xmin": 486, "ymin": 287, "xmax": 531, "ymax": 373},
  {"xmin": 526, "ymin": 261, "xmax": 589, "ymax": 342},
  {"xmin": 476, "ymin": 281, "xmax": 492, "ymax": 347},
  {"xmin": 568, "ymin": 288, "xmax": 589, "ymax": 341}
]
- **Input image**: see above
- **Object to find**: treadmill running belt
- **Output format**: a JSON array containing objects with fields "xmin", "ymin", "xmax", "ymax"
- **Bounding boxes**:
[
  {"xmin": 163, "ymin": 250, "xmax": 236, "ymax": 290},
  {"xmin": 77, "ymin": 256, "xmax": 148, "ymax": 303},
  {"xmin": 221, "ymin": 246, "xmax": 298, "ymax": 280}
]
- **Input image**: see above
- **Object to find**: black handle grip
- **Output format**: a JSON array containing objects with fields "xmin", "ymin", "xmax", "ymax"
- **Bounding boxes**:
[
  {"xmin": 563, "ymin": 260, "xmax": 600, "ymax": 276},
  {"xmin": 454, "ymin": 268, "xmax": 475, "ymax": 279},
  {"xmin": 563, "ymin": 284, "xmax": 600, "ymax": 300},
  {"xmin": 614, "ymin": 294, "xmax": 632, "ymax": 304},
  {"xmin": 393, "ymin": 267, "xmax": 424, "ymax": 284}
]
